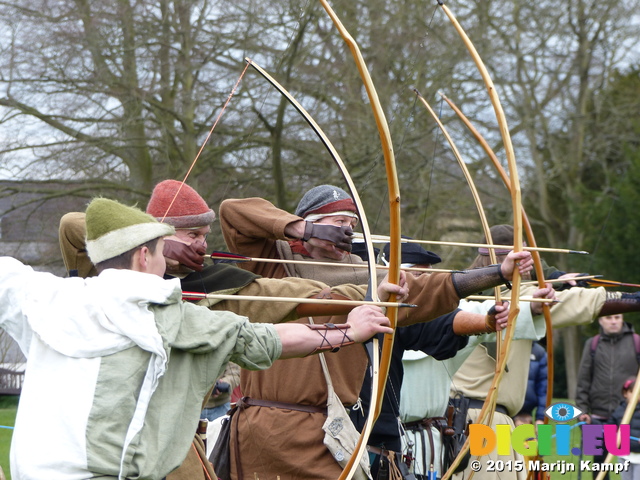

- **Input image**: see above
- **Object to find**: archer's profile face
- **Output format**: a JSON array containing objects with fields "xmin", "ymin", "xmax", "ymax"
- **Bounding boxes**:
[{"xmin": 175, "ymin": 225, "xmax": 211, "ymax": 250}]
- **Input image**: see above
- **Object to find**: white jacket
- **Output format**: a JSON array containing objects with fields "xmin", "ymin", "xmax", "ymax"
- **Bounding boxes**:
[{"xmin": 0, "ymin": 258, "xmax": 281, "ymax": 480}]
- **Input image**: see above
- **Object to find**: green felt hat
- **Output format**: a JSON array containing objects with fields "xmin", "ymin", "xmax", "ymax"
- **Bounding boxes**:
[{"xmin": 85, "ymin": 198, "xmax": 175, "ymax": 264}]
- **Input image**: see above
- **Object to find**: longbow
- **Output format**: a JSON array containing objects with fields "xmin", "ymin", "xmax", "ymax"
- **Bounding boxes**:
[
  {"xmin": 436, "ymin": 2, "xmax": 524, "ymax": 478},
  {"xmin": 317, "ymin": 1, "xmax": 402, "ymax": 478}
]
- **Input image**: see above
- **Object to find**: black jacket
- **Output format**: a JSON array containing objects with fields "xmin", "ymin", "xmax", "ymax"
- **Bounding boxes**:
[
  {"xmin": 609, "ymin": 401, "xmax": 640, "ymax": 453},
  {"xmin": 350, "ymin": 310, "xmax": 467, "ymax": 451}
]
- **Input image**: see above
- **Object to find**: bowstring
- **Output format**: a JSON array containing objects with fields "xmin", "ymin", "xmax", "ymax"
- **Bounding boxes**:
[
  {"xmin": 375, "ymin": 5, "xmax": 446, "ymax": 470},
  {"xmin": 418, "ymin": 95, "xmax": 444, "ymax": 241},
  {"xmin": 160, "ymin": 61, "xmax": 251, "ymax": 223},
  {"xmin": 361, "ymin": 7, "xmax": 442, "ymax": 433},
  {"xmin": 217, "ymin": 3, "xmax": 322, "ymax": 478},
  {"xmin": 365, "ymin": 2, "xmax": 446, "ymax": 462},
  {"xmin": 161, "ymin": 61, "xmax": 251, "ymax": 295},
  {"xmin": 366, "ymin": 5, "xmax": 440, "ymax": 238},
  {"xmin": 403, "ymin": 4, "xmax": 505, "ymax": 477},
  {"xmin": 416, "ymin": 4, "xmax": 442, "ymax": 241},
  {"xmin": 219, "ymin": 0, "xmax": 316, "ymax": 199}
]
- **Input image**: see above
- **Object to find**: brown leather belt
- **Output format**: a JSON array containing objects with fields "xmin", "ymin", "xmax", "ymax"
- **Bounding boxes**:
[
  {"xmin": 367, "ymin": 445, "xmax": 384, "ymax": 455},
  {"xmin": 403, "ymin": 416, "xmax": 448, "ymax": 431},
  {"xmin": 237, "ymin": 396, "xmax": 327, "ymax": 415}
]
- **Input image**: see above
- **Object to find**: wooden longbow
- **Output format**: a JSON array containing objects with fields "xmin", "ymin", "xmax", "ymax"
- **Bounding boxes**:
[
  {"xmin": 436, "ymin": 2, "xmax": 524, "ymax": 478},
  {"xmin": 317, "ymin": 1, "xmax": 402, "ymax": 479},
  {"xmin": 438, "ymin": 91, "xmax": 555, "ymax": 422},
  {"xmin": 245, "ymin": 56, "xmax": 384, "ymax": 479}
]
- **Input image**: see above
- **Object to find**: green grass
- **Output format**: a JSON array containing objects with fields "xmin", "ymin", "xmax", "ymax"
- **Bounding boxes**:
[{"xmin": 0, "ymin": 396, "xmax": 18, "ymax": 480}]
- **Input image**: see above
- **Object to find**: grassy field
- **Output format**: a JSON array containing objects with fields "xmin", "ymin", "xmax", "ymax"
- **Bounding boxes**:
[{"xmin": 0, "ymin": 397, "xmax": 17, "ymax": 480}]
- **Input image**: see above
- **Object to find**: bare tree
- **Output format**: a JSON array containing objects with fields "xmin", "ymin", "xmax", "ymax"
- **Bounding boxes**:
[{"xmin": 2, "ymin": 2, "xmax": 639, "ymax": 400}]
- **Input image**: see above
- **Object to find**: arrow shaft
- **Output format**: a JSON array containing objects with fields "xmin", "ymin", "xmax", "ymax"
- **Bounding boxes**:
[
  {"xmin": 521, "ymin": 275, "xmax": 602, "ymax": 285},
  {"xmin": 182, "ymin": 292, "xmax": 415, "ymax": 308},
  {"xmin": 587, "ymin": 279, "xmax": 640, "ymax": 289},
  {"xmin": 465, "ymin": 295, "xmax": 558, "ymax": 303},
  {"xmin": 210, "ymin": 254, "xmax": 462, "ymax": 274},
  {"xmin": 352, "ymin": 233, "xmax": 587, "ymax": 254}
]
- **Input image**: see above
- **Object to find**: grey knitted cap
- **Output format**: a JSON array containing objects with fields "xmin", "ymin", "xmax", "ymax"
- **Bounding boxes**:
[{"xmin": 294, "ymin": 185, "xmax": 357, "ymax": 219}]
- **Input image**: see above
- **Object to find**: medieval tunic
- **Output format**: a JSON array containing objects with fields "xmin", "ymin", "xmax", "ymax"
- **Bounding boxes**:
[
  {"xmin": 400, "ymin": 299, "xmax": 543, "ymax": 477},
  {"xmin": 219, "ymin": 197, "xmax": 462, "ymax": 480},
  {"xmin": 0, "ymin": 258, "xmax": 283, "ymax": 480},
  {"xmin": 449, "ymin": 284, "xmax": 607, "ymax": 480}
]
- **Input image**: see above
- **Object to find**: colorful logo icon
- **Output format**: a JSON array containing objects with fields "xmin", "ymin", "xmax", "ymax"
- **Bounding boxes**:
[
  {"xmin": 544, "ymin": 402, "xmax": 583, "ymax": 423},
  {"xmin": 469, "ymin": 402, "xmax": 631, "ymax": 457}
]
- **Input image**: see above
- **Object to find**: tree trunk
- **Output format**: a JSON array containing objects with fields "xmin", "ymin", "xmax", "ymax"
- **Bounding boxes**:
[{"xmin": 561, "ymin": 325, "xmax": 584, "ymax": 400}]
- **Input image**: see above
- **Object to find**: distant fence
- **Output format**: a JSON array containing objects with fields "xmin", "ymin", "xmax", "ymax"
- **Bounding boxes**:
[{"xmin": 0, "ymin": 367, "xmax": 24, "ymax": 395}]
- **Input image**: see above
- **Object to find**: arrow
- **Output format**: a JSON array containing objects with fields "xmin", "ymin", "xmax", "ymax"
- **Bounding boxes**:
[
  {"xmin": 210, "ymin": 251, "xmax": 465, "ymax": 274},
  {"xmin": 585, "ymin": 278, "xmax": 640, "ymax": 289},
  {"xmin": 181, "ymin": 291, "xmax": 416, "ymax": 308},
  {"xmin": 464, "ymin": 296, "xmax": 560, "ymax": 303},
  {"xmin": 520, "ymin": 275, "xmax": 603, "ymax": 286},
  {"xmin": 351, "ymin": 233, "xmax": 588, "ymax": 255}
]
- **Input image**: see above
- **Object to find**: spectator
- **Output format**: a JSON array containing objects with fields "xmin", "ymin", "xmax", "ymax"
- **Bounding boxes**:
[
  {"xmin": 608, "ymin": 378, "xmax": 640, "ymax": 480},
  {"xmin": 576, "ymin": 314, "xmax": 640, "ymax": 480}
]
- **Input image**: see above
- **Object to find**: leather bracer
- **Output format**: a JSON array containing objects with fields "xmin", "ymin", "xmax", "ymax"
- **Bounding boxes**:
[
  {"xmin": 451, "ymin": 265, "xmax": 509, "ymax": 298},
  {"xmin": 598, "ymin": 291, "xmax": 640, "ymax": 317},
  {"xmin": 304, "ymin": 323, "xmax": 355, "ymax": 355}
]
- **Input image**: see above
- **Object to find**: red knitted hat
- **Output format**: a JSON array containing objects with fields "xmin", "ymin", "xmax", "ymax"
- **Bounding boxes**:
[{"xmin": 146, "ymin": 180, "xmax": 215, "ymax": 228}]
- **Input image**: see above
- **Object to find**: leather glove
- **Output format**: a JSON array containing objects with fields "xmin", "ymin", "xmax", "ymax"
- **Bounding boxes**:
[
  {"xmin": 555, "ymin": 272, "xmax": 590, "ymax": 291},
  {"xmin": 302, "ymin": 222, "xmax": 353, "ymax": 252},
  {"xmin": 163, "ymin": 239, "xmax": 206, "ymax": 272}
]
